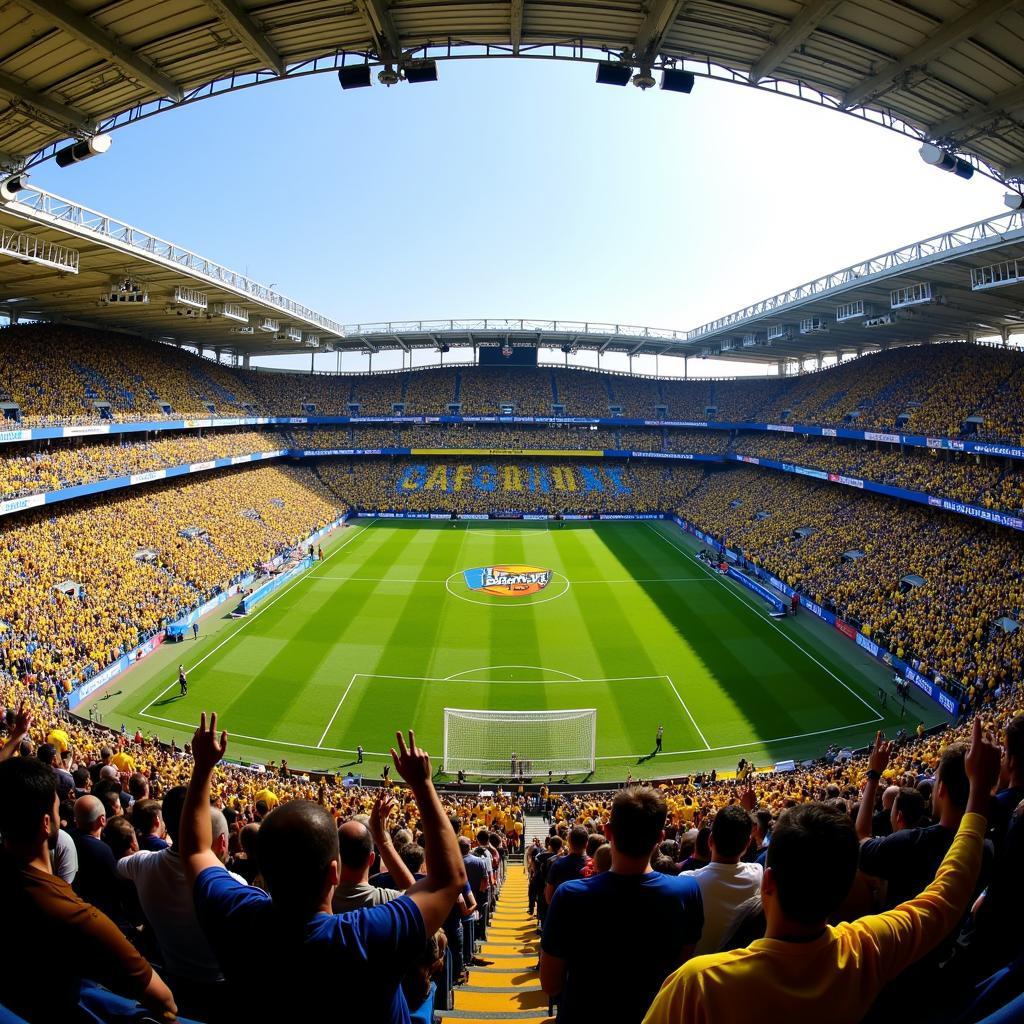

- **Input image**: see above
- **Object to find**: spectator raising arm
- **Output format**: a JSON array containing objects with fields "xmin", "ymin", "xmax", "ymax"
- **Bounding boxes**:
[
  {"xmin": 0, "ymin": 702, "xmax": 32, "ymax": 762},
  {"xmin": 180, "ymin": 712, "xmax": 230, "ymax": 885},
  {"xmin": 390, "ymin": 730, "xmax": 467, "ymax": 935},
  {"xmin": 369, "ymin": 789, "xmax": 417, "ymax": 891},
  {"xmin": 855, "ymin": 730, "xmax": 893, "ymax": 842}
]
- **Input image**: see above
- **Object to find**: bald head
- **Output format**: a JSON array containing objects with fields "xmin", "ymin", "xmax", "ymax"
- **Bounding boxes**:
[
  {"xmin": 74, "ymin": 795, "xmax": 105, "ymax": 834},
  {"xmin": 881, "ymin": 785, "xmax": 900, "ymax": 811},
  {"xmin": 338, "ymin": 819, "xmax": 374, "ymax": 874}
]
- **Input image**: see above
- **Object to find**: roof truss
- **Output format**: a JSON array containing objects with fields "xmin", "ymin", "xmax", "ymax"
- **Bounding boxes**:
[
  {"xmin": 17, "ymin": 0, "xmax": 183, "ymax": 102},
  {"xmin": 0, "ymin": 70, "xmax": 94, "ymax": 135},
  {"xmin": 749, "ymin": 0, "xmax": 843, "ymax": 84},
  {"xmin": 203, "ymin": 0, "xmax": 285, "ymax": 76}
]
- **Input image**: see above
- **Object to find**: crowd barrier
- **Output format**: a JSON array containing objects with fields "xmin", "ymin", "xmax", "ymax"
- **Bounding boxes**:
[
  {"xmin": 670, "ymin": 515, "xmax": 960, "ymax": 716},
  {"xmin": 3, "ymin": 412, "xmax": 1022, "ymax": 462}
]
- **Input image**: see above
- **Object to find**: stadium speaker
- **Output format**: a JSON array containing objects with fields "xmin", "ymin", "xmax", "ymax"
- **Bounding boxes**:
[
  {"xmin": 404, "ymin": 61, "xmax": 438, "ymax": 84},
  {"xmin": 338, "ymin": 65, "xmax": 372, "ymax": 90},
  {"xmin": 661, "ymin": 69, "xmax": 695, "ymax": 93},
  {"xmin": 918, "ymin": 143, "xmax": 973, "ymax": 181},
  {"xmin": 1005, "ymin": 192, "xmax": 1024, "ymax": 211},
  {"xmin": 55, "ymin": 134, "xmax": 112, "ymax": 168},
  {"xmin": 596, "ymin": 62, "xmax": 632, "ymax": 86},
  {"xmin": 0, "ymin": 173, "xmax": 28, "ymax": 203}
]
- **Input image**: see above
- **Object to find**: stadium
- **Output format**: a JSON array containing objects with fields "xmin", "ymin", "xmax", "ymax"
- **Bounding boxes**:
[{"xmin": 1, "ymin": 2, "xmax": 1024, "ymax": 1023}]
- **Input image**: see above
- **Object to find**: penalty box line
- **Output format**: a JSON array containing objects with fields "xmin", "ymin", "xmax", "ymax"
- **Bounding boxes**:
[{"xmin": 314, "ymin": 671, "xmax": 711, "ymax": 752}]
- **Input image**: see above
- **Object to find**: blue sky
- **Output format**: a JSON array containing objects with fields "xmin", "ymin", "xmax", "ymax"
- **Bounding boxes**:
[{"xmin": 31, "ymin": 58, "xmax": 1006, "ymax": 375}]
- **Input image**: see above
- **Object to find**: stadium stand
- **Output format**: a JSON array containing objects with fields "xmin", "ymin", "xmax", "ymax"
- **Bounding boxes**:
[{"xmin": 4, "ymin": 324, "xmax": 1024, "ymax": 1024}]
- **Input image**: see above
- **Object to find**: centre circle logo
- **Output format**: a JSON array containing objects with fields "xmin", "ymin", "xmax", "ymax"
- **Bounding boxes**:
[{"xmin": 463, "ymin": 565, "xmax": 553, "ymax": 598}]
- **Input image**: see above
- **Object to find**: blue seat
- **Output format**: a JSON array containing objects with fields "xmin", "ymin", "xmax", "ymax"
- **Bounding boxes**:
[{"xmin": 408, "ymin": 982, "xmax": 436, "ymax": 1024}]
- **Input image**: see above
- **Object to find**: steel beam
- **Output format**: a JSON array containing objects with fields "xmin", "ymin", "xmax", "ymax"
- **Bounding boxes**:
[
  {"xmin": 510, "ymin": 0, "xmax": 524, "ymax": 53},
  {"xmin": 203, "ymin": 0, "xmax": 284, "ymax": 75},
  {"xmin": 749, "ymin": 0, "xmax": 842, "ymax": 84},
  {"xmin": 930, "ymin": 82, "xmax": 1024, "ymax": 139},
  {"xmin": 841, "ymin": 0, "xmax": 1017, "ymax": 110},
  {"xmin": 632, "ymin": 0, "xmax": 687, "ymax": 63},
  {"xmin": 355, "ymin": 0, "xmax": 402, "ymax": 60},
  {"xmin": 0, "ymin": 71, "xmax": 94, "ymax": 134},
  {"xmin": 17, "ymin": 0, "xmax": 182, "ymax": 101}
]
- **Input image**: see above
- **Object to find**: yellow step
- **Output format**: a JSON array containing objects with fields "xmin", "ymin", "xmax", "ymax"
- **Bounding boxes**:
[
  {"xmin": 470, "ymin": 954, "xmax": 537, "ymax": 969},
  {"xmin": 454, "ymin": 989, "xmax": 549, "ymax": 1012},
  {"xmin": 466, "ymin": 970, "xmax": 541, "ymax": 989},
  {"xmin": 440, "ymin": 1018, "xmax": 554, "ymax": 1024}
]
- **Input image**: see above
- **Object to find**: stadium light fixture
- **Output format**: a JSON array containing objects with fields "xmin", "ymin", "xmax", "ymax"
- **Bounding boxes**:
[
  {"xmin": 54, "ymin": 134, "xmax": 112, "ymax": 169},
  {"xmin": 596, "ymin": 62, "xmax": 632, "ymax": 86},
  {"xmin": 378, "ymin": 66, "xmax": 400, "ymax": 86},
  {"xmin": 0, "ymin": 173, "xmax": 28, "ymax": 203},
  {"xmin": 1005, "ymin": 192, "xmax": 1024, "ymax": 211},
  {"xmin": 918, "ymin": 143, "xmax": 973, "ymax": 180},
  {"xmin": 661, "ymin": 68, "xmax": 695, "ymax": 93},
  {"xmin": 404, "ymin": 60, "xmax": 438, "ymax": 84},
  {"xmin": 338, "ymin": 65, "xmax": 372, "ymax": 90}
]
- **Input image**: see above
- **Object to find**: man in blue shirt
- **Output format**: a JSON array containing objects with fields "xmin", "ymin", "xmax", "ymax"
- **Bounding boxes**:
[
  {"xmin": 541, "ymin": 787, "xmax": 703, "ymax": 1023},
  {"xmin": 545, "ymin": 824, "xmax": 588, "ymax": 904},
  {"xmin": 180, "ymin": 713, "xmax": 467, "ymax": 1024}
]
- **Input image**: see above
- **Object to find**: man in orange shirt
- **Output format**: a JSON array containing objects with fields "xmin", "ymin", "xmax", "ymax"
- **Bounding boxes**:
[{"xmin": 643, "ymin": 720, "xmax": 1001, "ymax": 1024}]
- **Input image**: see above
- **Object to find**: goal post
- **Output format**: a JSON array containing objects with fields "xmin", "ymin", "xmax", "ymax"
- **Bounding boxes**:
[{"xmin": 443, "ymin": 707, "xmax": 597, "ymax": 778}]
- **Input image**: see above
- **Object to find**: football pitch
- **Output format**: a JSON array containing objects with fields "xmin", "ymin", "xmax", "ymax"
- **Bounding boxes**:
[{"xmin": 86, "ymin": 521, "xmax": 946, "ymax": 781}]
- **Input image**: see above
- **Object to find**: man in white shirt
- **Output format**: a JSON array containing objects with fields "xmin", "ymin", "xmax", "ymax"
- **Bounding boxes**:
[
  {"xmin": 116, "ymin": 786, "xmax": 242, "ymax": 1020},
  {"xmin": 682, "ymin": 803, "xmax": 762, "ymax": 954}
]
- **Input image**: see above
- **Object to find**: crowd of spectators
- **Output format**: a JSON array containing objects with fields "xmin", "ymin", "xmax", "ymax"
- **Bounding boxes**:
[
  {"xmin": 673, "ymin": 467, "xmax": 1022, "ymax": 697},
  {"xmin": 7, "ymin": 324, "xmax": 1024, "ymax": 444},
  {"xmin": 0, "ymin": 429, "xmax": 283, "ymax": 502},
  {"xmin": 0, "ymin": 464, "xmax": 343, "ymax": 696},
  {"xmin": 316, "ymin": 458, "xmax": 703, "ymax": 516},
  {"xmin": 1, "ymin": 682, "xmax": 1018, "ymax": 1023}
]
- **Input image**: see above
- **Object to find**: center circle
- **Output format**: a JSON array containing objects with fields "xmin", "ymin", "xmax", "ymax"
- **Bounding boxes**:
[{"xmin": 444, "ymin": 569, "xmax": 571, "ymax": 607}]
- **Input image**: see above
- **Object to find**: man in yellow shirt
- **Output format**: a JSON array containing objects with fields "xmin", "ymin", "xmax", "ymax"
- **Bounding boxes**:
[
  {"xmin": 111, "ymin": 748, "xmax": 136, "ymax": 774},
  {"xmin": 46, "ymin": 726, "xmax": 71, "ymax": 756},
  {"xmin": 643, "ymin": 719, "xmax": 1000, "ymax": 1024}
]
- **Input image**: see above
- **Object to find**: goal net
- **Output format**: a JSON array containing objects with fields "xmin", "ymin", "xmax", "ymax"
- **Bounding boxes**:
[{"xmin": 443, "ymin": 708, "xmax": 597, "ymax": 778}]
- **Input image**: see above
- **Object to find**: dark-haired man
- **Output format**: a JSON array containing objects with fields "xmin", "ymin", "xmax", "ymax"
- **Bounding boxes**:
[
  {"xmin": 544, "ymin": 824, "xmax": 588, "ymax": 904},
  {"xmin": 180, "ymin": 714, "xmax": 466, "ymax": 1023},
  {"xmin": 682, "ymin": 803, "xmax": 761, "ymax": 954},
  {"xmin": 0, "ymin": 757, "xmax": 177, "ymax": 1023},
  {"xmin": 991, "ymin": 712, "xmax": 1024, "ymax": 843},
  {"xmin": 541, "ymin": 786, "xmax": 703, "ymax": 1023},
  {"xmin": 642, "ymin": 720, "xmax": 1001, "ymax": 1024},
  {"xmin": 856, "ymin": 735, "xmax": 987, "ymax": 909}
]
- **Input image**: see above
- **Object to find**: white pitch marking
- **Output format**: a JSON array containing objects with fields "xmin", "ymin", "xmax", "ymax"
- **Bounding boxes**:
[
  {"xmin": 665, "ymin": 675, "xmax": 712, "ymax": 750},
  {"xmin": 444, "ymin": 665, "xmax": 584, "ymax": 681},
  {"xmin": 136, "ymin": 522, "xmax": 377, "ymax": 717},
  {"xmin": 317, "ymin": 674, "xmax": 357, "ymax": 747},
  {"xmin": 647, "ymin": 524, "xmax": 884, "ymax": 723}
]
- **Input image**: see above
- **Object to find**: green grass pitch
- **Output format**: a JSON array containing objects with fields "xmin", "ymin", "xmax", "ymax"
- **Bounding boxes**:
[{"xmin": 86, "ymin": 521, "xmax": 948, "ymax": 781}]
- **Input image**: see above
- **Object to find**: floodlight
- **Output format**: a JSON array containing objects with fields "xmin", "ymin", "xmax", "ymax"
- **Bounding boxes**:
[
  {"xmin": 0, "ymin": 173, "xmax": 28, "ymax": 203},
  {"xmin": 338, "ymin": 65, "xmax": 372, "ymax": 90},
  {"xmin": 55, "ymin": 134, "xmax": 112, "ymax": 169},
  {"xmin": 404, "ymin": 61, "xmax": 438, "ymax": 84},
  {"xmin": 1004, "ymin": 192, "xmax": 1024, "ymax": 211},
  {"xmin": 918, "ymin": 143, "xmax": 973, "ymax": 180},
  {"xmin": 378, "ymin": 66, "xmax": 400, "ymax": 86},
  {"xmin": 661, "ymin": 68, "xmax": 695, "ymax": 93},
  {"xmin": 596, "ymin": 62, "xmax": 632, "ymax": 86}
]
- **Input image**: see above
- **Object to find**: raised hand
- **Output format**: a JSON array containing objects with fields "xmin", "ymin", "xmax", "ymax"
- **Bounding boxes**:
[
  {"xmin": 12, "ymin": 701, "xmax": 33, "ymax": 741},
  {"xmin": 739, "ymin": 778, "xmax": 757, "ymax": 811},
  {"xmin": 965, "ymin": 717, "xmax": 1001, "ymax": 796},
  {"xmin": 191, "ymin": 712, "xmax": 228, "ymax": 774},
  {"xmin": 370, "ymin": 789, "xmax": 396, "ymax": 842},
  {"xmin": 867, "ymin": 730, "xmax": 893, "ymax": 775},
  {"xmin": 390, "ymin": 729, "xmax": 431, "ymax": 790}
]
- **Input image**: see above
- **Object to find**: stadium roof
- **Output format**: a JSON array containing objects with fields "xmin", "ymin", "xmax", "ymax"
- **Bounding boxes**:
[
  {"xmin": 1, "ymin": 0, "xmax": 1024, "ymax": 183},
  {"xmin": 3, "ymin": 182, "xmax": 1024, "ymax": 363}
]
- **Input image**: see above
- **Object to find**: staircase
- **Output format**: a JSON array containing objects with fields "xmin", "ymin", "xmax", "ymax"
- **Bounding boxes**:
[
  {"xmin": 523, "ymin": 814, "xmax": 548, "ymax": 845},
  {"xmin": 441, "ymin": 865, "xmax": 552, "ymax": 1023}
]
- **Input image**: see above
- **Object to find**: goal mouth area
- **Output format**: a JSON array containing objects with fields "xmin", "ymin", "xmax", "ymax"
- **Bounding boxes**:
[{"xmin": 442, "ymin": 706, "xmax": 597, "ymax": 778}]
